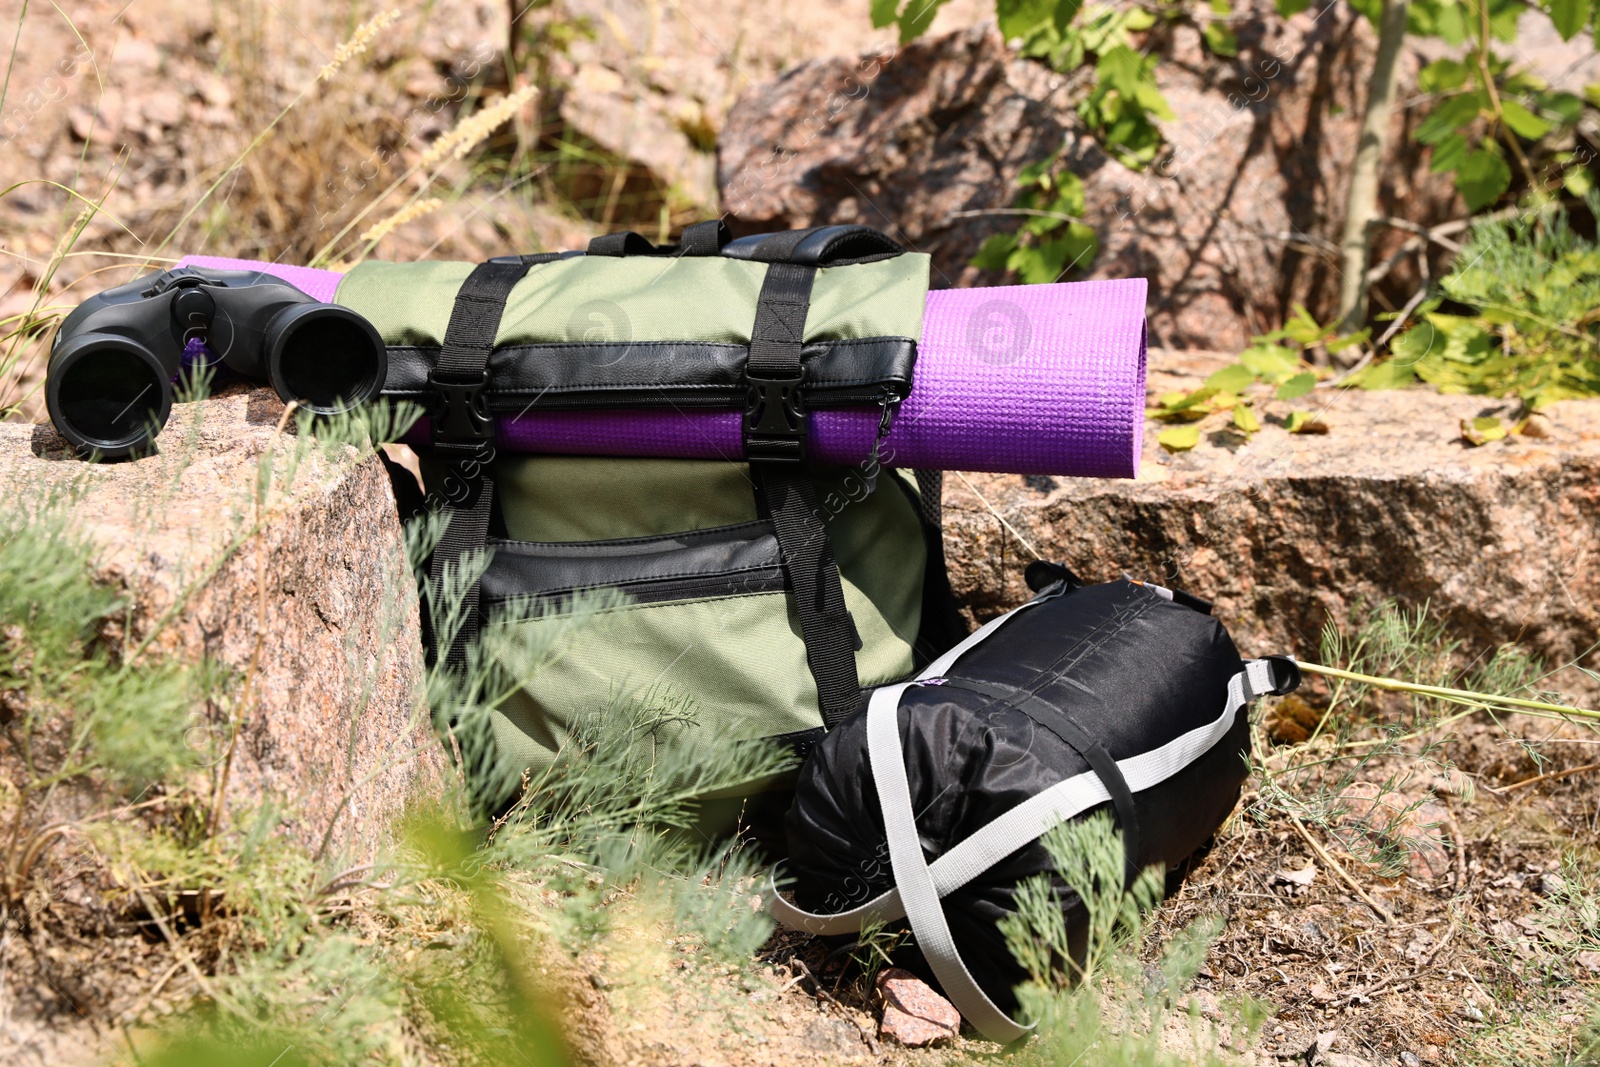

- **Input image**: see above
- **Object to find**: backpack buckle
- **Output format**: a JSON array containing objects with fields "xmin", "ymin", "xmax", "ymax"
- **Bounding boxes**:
[
  {"xmin": 744, "ymin": 370, "xmax": 807, "ymax": 463},
  {"xmin": 429, "ymin": 371, "xmax": 495, "ymax": 442}
]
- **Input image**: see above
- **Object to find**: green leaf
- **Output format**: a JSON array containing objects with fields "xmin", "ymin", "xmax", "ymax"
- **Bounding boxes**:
[
  {"xmin": 1202, "ymin": 21, "xmax": 1238, "ymax": 56},
  {"xmin": 1158, "ymin": 423, "xmax": 1202, "ymax": 452},
  {"xmin": 1232, "ymin": 404, "xmax": 1261, "ymax": 434},
  {"xmin": 1456, "ymin": 148, "xmax": 1512, "ymax": 211},
  {"xmin": 1283, "ymin": 410, "xmax": 1326, "ymax": 434},
  {"xmin": 1152, "ymin": 385, "xmax": 1220, "ymax": 419},
  {"xmin": 1277, "ymin": 304, "xmax": 1327, "ymax": 346},
  {"xmin": 1548, "ymin": 0, "xmax": 1586, "ymax": 40},
  {"xmin": 997, "ymin": 0, "xmax": 1057, "ymax": 40},
  {"xmin": 896, "ymin": 0, "xmax": 948, "ymax": 41},
  {"xmin": 1543, "ymin": 90, "xmax": 1586, "ymax": 124},
  {"xmin": 1428, "ymin": 132, "xmax": 1470, "ymax": 175},
  {"xmin": 1275, "ymin": 0, "xmax": 1310, "ymax": 14},
  {"xmin": 1276, "ymin": 372, "xmax": 1317, "ymax": 400},
  {"xmin": 869, "ymin": 0, "xmax": 901, "ymax": 29},
  {"xmin": 1357, "ymin": 359, "xmax": 1418, "ymax": 390},
  {"xmin": 971, "ymin": 234, "xmax": 1018, "ymax": 272},
  {"xmin": 1500, "ymin": 99, "xmax": 1553, "ymax": 139},
  {"xmin": 1325, "ymin": 327, "xmax": 1371, "ymax": 354},
  {"xmin": 1239, "ymin": 343, "xmax": 1303, "ymax": 382},
  {"xmin": 1348, "ymin": 0, "xmax": 1382, "ymax": 23},
  {"xmin": 1416, "ymin": 93, "xmax": 1486, "ymax": 145},
  {"xmin": 1053, "ymin": 0, "xmax": 1084, "ymax": 31},
  {"xmin": 1461, "ymin": 415, "xmax": 1508, "ymax": 445},
  {"xmin": 1490, "ymin": 2, "xmax": 1521, "ymax": 39},
  {"xmin": 1418, "ymin": 58, "xmax": 1471, "ymax": 94},
  {"xmin": 1016, "ymin": 158, "xmax": 1053, "ymax": 188},
  {"xmin": 1204, "ymin": 362, "xmax": 1258, "ymax": 393}
]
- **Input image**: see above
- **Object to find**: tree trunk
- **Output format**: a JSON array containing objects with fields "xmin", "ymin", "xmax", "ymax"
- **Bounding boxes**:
[{"xmin": 1336, "ymin": 0, "xmax": 1411, "ymax": 343}]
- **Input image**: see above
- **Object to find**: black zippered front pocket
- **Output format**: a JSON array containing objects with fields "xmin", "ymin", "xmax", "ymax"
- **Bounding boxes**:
[{"xmin": 479, "ymin": 520, "xmax": 787, "ymax": 608}]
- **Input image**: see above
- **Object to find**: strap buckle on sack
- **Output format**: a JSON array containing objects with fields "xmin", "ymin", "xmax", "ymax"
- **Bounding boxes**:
[
  {"xmin": 743, "ymin": 368, "xmax": 807, "ymax": 463},
  {"xmin": 429, "ymin": 370, "xmax": 495, "ymax": 443}
]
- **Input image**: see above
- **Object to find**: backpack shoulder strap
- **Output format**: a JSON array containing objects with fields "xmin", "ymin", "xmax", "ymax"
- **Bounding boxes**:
[
  {"xmin": 426, "ymin": 253, "xmax": 550, "ymax": 667},
  {"xmin": 743, "ymin": 252, "xmax": 863, "ymax": 728}
]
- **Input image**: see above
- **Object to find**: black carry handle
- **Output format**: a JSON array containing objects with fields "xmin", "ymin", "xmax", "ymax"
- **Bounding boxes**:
[
  {"xmin": 585, "ymin": 222, "xmax": 904, "ymax": 267},
  {"xmin": 721, "ymin": 224, "xmax": 904, "ymax": 266}
]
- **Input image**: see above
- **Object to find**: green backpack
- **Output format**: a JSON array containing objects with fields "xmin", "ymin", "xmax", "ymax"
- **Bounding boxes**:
[{"xmin": 340, "ymin": 222, "xmax": 965, "ymax": 805}]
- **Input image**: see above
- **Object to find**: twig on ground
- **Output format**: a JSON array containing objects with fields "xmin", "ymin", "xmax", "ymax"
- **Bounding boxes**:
[
  {"xmin": 1297, "ymin": 662, "xmax": 1600, "ymax": 723},
  {"xmin": 1485, "ymin": 761, "xmax": 1600, "ymax": 794},
  {"xmin": 791, "ymin": 957, "xmax": 879, "ymax": 1054},
  {"xmin": 1421, "ymin": 921, "xmax": 1457, "ymax": 967},
  {"xmin": 1340, "ymin": 969, "xmax": 1425, "ymax": 1004},
  {"xmin": 131, "ymin": 884, "xmax": 215, "ymax": 1001},
  {"xmin": 1287, "ymin": 812, "xmax": 1396, "ymax": 925}
]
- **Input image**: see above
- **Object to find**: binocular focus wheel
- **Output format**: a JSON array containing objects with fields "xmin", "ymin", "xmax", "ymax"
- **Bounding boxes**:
[
  {"xmin": 45, "ymin": 334, "xmax": 174, "ymax": 459},
  {"xmin": 264, "ymin": 303, "xmax": 389, "ymax": 416}
]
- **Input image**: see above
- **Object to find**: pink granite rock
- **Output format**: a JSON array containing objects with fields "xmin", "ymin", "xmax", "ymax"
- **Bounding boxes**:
[
  {"xmin": 3, "ymin": 385, "xmax": 443, "ymax": 860},
  {"xmin": 877, "ymin": 967, "xmax": 961, "ymax": 1046}
]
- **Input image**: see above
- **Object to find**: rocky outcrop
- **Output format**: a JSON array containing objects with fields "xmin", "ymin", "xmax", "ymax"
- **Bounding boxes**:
[
  {"xmin": 1, "ymin": 386, "xmax": 443, "ymax": 860},
  {"xmin": 718, "ymin": 3, "xmax": 1464, "ymax": 350},
  {"xmin": 941, "ymin": 351, "xmax": 1600, "ymax": 690},
  {"xmin": 537, "ymin": 0, "xmax": 987, "ymax": 211}
]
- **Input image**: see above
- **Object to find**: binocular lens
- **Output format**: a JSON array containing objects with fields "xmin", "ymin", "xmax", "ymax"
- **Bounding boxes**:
[
  {"xmin": 266, "ymin": 304, "xmax": 388, "ymax": 415},
  {"xmin": 46, "ymin": 336, "xmax": 172, "ymax": 458}
]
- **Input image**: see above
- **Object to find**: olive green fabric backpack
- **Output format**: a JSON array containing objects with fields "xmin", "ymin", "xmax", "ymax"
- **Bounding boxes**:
[{"xmin": 341, "ymin": 222, "xmax": 966, "ymax": 804}]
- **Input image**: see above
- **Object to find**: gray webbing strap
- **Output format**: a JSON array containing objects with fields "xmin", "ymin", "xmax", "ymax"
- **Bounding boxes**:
[{"xmin": 867, "ymin": 681, "xmax": 1033, "ymax": 1042}]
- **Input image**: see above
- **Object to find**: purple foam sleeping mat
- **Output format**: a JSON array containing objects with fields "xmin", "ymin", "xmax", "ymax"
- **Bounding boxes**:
[{"xmin": 179, "ymin": 256, "xmax": 1148, "ymax": 478}]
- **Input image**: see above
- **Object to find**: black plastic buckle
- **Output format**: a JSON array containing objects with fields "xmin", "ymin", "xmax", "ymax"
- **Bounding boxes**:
[
  {"xmin": 430, "ymin": 371, "xmax": 495, "ymax": 442},
  {"xmin": 743, "ymin": 371, "xmax": 807, "ymax": 463},
  {"xmin": 1261, "ymin": 655, "xmax": 1303, "ymax": 696}
]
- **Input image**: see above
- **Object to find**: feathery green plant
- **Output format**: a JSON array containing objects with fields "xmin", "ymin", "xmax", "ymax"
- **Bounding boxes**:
[
  {"xmin": 1001, "ymin": 812, "xmax": 1263, "ymax": 1066},
  {"xmin": 1384, "ymin": 196, "xmax": 1600, "ymax": 408}
]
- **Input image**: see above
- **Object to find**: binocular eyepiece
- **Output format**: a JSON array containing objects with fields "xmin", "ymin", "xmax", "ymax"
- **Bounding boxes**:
[{"xmin": 46, "ymin": 267, "xmax": 388, "ymax": 458}]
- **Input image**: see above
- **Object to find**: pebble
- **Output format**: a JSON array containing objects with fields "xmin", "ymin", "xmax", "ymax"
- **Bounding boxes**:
[
  {"xmin": 1400, "ymin": 1053, "xmax": 1421, "ymax": 1067},
  {"xmin": 877, "ymin": 967, "xmax": 960, "ymax": 1047}
]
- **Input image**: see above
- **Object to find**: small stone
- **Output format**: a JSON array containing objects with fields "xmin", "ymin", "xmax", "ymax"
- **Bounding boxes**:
[
  {"xmin": 1275, "ymin": 864, "xmax": 1318, "ymax": 886},
  {"xmin": 1400, "ymin": 1053, "xmax": 1421, "ymax": 1067},
  {"xmin": 142, "ymin": 89, "xmax": 186, "ymax": 129},
  {"xmin": 877, "ymin": 967, "xmax": 960, "ymax": 1047},
  {"xmin": 1460, "ymin": 1003, "xmax": 1485, "ymax": 1023}
]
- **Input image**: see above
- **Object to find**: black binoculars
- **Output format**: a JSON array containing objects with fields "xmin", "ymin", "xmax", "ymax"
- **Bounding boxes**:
[{"xmin": 46, "ymin": 266, "xmax": 388, "ymax": 458}]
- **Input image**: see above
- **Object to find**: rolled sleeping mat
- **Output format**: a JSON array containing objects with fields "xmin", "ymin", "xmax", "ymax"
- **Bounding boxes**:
[
  {"xmin": 179, "ymin": 256, "xmax": 1148, "ymax": 478},
  {"xmin": 771, "ymin": 572, "xmax": 1302, "ymax": 1042}
]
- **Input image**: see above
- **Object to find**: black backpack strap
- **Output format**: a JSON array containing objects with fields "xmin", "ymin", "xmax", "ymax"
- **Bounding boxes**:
[
  {"xmin": 587, "ymin": 231, "xmax": 659, "ymax": 257},
  {"xmin": 427, "ymin": 254, "xmax": 544, "ymax": 667},
  {"xmin": 744, "ymin": 260, "xmax": 814, "ymax": 464},
  {"xmin": 743, "ymin": 256, "xmax": 862, "ymax": 728},
  {"xmin": 903, "ymin": 470, "xmax": 969, "ymax": 664},
  {"xmin": 677, "ymin": 218, "xmax": 731, "ymax": 256},
  {"xmin": 937, "ymin": 676, "xmax": 1143, "ymax": 889},
  {"xmin": 758, "ymin": 466, "xmax": 863, "ymax": 728}
]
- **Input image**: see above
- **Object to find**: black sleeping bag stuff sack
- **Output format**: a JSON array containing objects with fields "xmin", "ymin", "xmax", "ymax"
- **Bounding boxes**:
[{"xmin": 771, "ymin": 573, "xmax": 1300, "ymax": 1043}]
